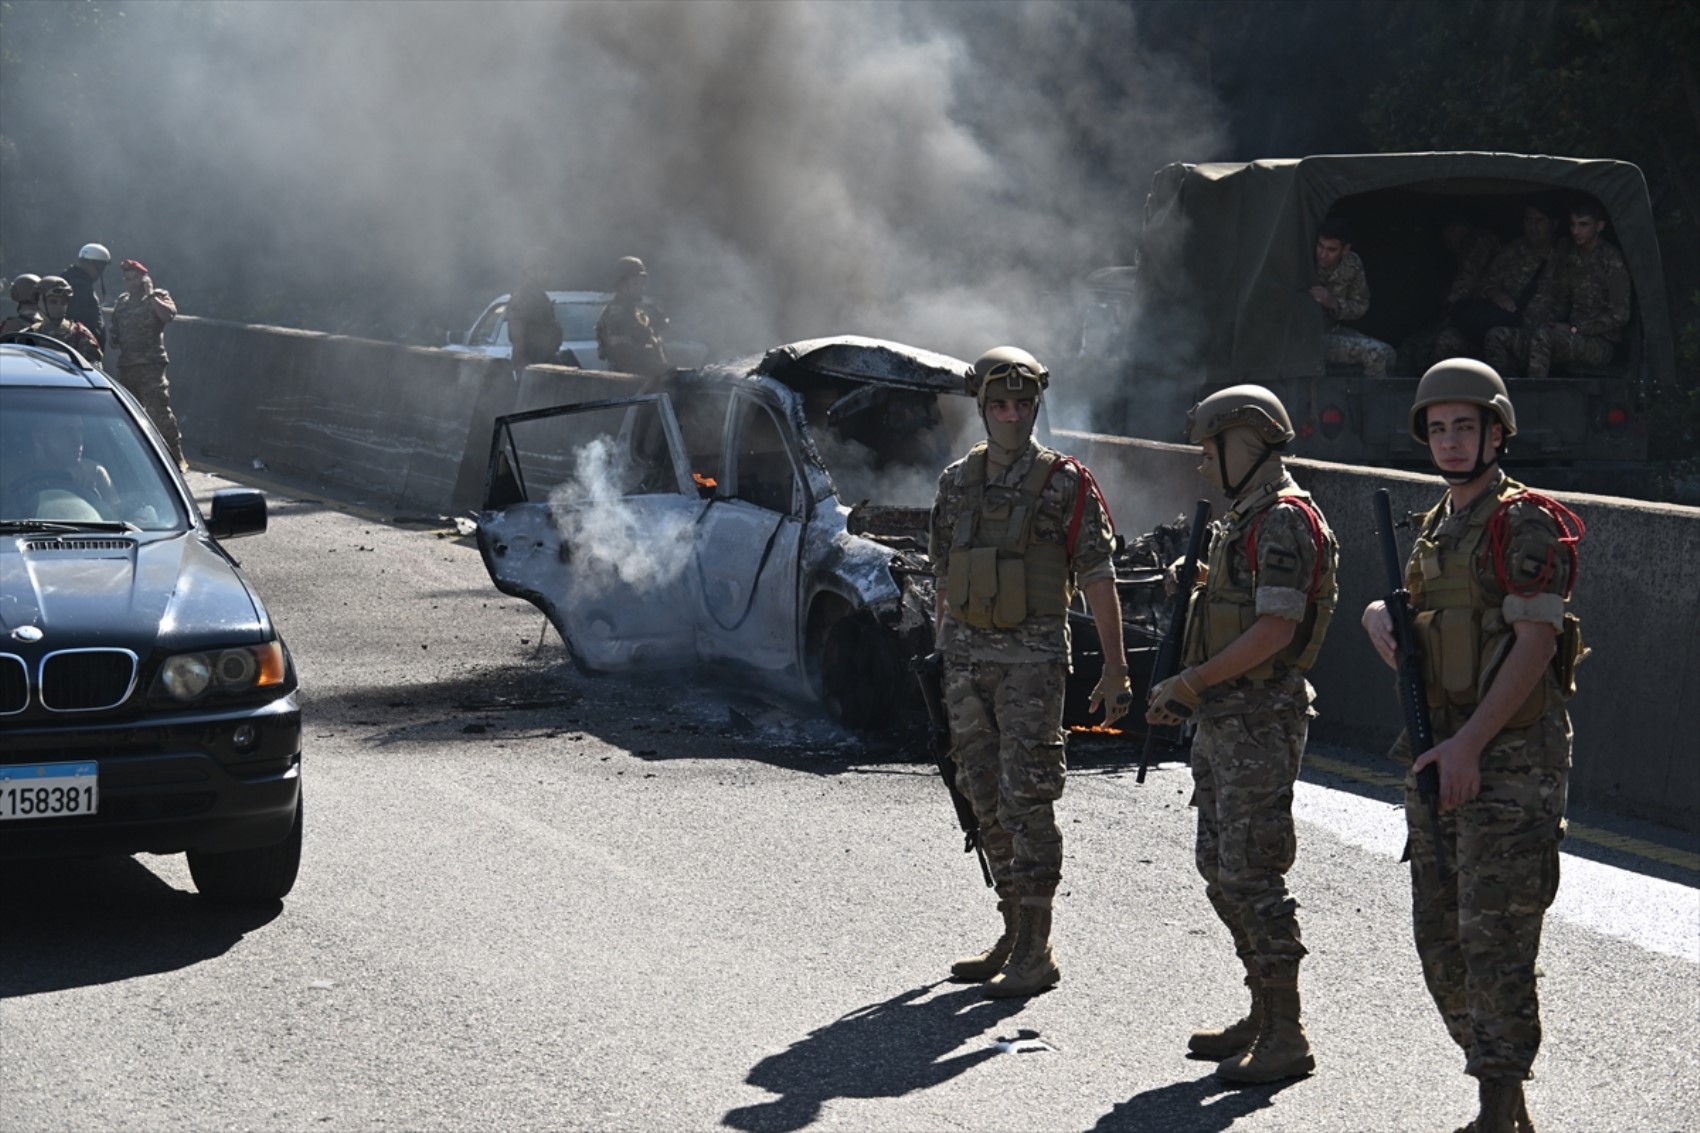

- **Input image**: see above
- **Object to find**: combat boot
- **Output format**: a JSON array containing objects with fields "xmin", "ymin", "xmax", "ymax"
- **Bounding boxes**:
[
  {"xmin": 1189, "ymin": 962, "xmax": 1262, "ymax": 1059},
  {"xmin": 1215, "ymin": 982, "xmax": 1314, "ymax": 1083},
  {"xmin": 984, "ymin": 897, "xmax": 1059, "ymax": 998},
  {"xmin": 950, "ymin": 896, "xmax": 1020, "ymax": 982},
  {"xmin": 1465, "ymin": 1078, "xmax": 1533, "ymax": 1133}
]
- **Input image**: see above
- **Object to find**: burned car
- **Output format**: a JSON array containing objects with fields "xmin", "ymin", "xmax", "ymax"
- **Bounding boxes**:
[{"xmin": 475, "ymin": 336, "xmax": 1177, "ymax": 732}]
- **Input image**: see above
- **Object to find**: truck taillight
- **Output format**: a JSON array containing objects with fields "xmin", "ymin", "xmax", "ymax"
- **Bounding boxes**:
[
  {"xmin": 1605, "ymin": 406, "xmax": 1629, "ymax": 431},
  {"xmin": 1320, "ymin": 405, "xmax": 1345, "ymax": 438}
]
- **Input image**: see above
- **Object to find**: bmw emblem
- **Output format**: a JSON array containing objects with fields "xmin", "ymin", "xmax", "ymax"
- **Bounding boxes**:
[{"xmin": 13, "ymin": 626, "xmax": 43, "ymax": 642}]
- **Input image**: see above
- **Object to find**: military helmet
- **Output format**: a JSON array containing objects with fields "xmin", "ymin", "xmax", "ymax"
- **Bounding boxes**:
[
  {"xmin": 37, "ymin": 275, "xmax": 73, "ymax": 299},
  {"xmin": 1185, "ymin": 384, "xmax": 1295, "ymax": 445},
  {"xmin": 614, "ymin": 256, "xmax": 647, "ymax": 281},
  {"xmin": 1410, "ymin": 358, "xmax": 1517, "ymax": 441},
  {"xmin": 78, "ymin": 243, "xmax": 111, "ymax": 264},
  {"xmin": 964, "ymin": 345, "xmax": 1050, "ymax": 402},
  {"xmin": 10, "ymin": 274, "xmax": 41, "ymax": 304}
]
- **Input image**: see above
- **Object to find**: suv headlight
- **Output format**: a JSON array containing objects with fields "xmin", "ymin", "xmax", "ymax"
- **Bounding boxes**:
[{"xmin": 153, "ymin": 641, "xmax": 288, "ymax": 703}]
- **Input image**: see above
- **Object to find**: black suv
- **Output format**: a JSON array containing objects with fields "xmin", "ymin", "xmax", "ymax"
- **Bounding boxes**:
[{"xmin": 0, "ymin": 336, "xmax": 302, "ymax": 903}]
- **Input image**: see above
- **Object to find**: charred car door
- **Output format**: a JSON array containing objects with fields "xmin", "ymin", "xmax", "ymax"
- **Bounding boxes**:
[
  {"xmin": 477, "ymin": 395, "xmax": 704, "ymax": 672},
  {"xmin": 691, "ymin": 389, "xmax": 805, "ymax": 676}
]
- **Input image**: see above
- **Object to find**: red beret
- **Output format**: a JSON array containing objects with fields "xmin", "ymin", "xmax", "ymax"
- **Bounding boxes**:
[{"xmin": 120, "ymin": 259, "xmax": 148, "ymax": 274}]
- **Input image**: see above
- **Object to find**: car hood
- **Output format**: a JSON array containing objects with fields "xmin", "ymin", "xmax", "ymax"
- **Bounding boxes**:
[
  {"xmin": 0, "ymin": 531, "xmax": 266, "ymax": 651},
  {"xmin": 756, "ymin": 336, "xmax": 970, "ymax": 394}
]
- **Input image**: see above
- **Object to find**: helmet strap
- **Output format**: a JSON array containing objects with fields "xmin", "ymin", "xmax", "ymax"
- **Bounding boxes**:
[{"xmin": 1220, "ymin": 433, "xmax": 1274, "ymax": 498}]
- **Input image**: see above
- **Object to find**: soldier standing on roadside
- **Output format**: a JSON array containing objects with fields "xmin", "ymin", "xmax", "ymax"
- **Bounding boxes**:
[
  {"xmin": 1147, "ymin": 385, "xmax": 1338, "ymax": 1085},
  {"xmin": 1361, "ymin": 359, "xmax": 1584, "ymax": 1133},
  {"xmin": 1, "ymin": 274, "xmax": 44, "ymax": 335},
  {"xmin": 929, "ymin": 347, "xmax": 1129, "ymax": 999},
  {"xmin": 109, "ymin": 259, "xmax": 186, "ymax": 471},
  {"xmin": 595, "ymin": 256, "xmax": 670, "ymax": 377},
  {"xmin": 63, "ymin": 242, "xmax": 112, "ymax": 349},
  {"xmin": 507, "ymin": 259, "xmax": 561, "ymax": 378},
  {"xmin": 32, "ymin": 276, "xmax": 103, "ymax": 363},
  {"xmin": 1487, "ymin": 198, "xmax": 1630, "ymax": 378},
  {"xmin": 1311, "ymin": 217, "xmax": 1396, "ymax": 377}
]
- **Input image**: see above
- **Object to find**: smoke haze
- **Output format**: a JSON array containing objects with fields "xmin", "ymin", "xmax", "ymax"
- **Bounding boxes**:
[{"xmin": 0, "ymin": 0, "xmax": 1222, "ymax": 428}]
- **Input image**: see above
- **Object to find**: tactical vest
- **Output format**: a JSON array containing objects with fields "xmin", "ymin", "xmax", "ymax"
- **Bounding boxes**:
[
  {"xmin": 1183, "ymin": 486, "xmax": 1338, "ymax": 681},
  {"xmin": 944, "ymin": 444, "xmax": 1074, "ymax": 630},
  {"xmin": 1407, "ymin": 477, "xmax": 1585, "ymax": 731}
]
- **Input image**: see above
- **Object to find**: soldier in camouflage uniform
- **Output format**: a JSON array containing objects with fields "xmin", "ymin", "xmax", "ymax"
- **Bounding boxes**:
[
  {"xmin": 109, "ymin": 259, "xmax": 186, "ymax": 470},
  {"xmin": 595, "ymin": 256, "xmax": 670, "ymax": 377},
  {"xmin": 1412, "ymin": 222, "xmax": 1502, "ymax": 367},
  {"xmin": 929, "ymin": 346, "xmax": 1129, "ymax": 999},
  {"xmin": 1147, "ymin": 385, "xmax": 1338, "ymax": 1084},
  {"xmin": 1436, "ymin": 206, "xmax": 1564, "ymax": 362},
  {"xmin": 31, "ymin": 277, "xmax": 103, "ymax": 363},
  {"xmin": 1362, "ymin": 359, "xmax": 1585, "ymax": 1133},
  {"xmin": 0, "ymin": 274, "xmax": 43, "ymax": 336},
  {"xmin": 1311, "ymin": 217, "xmax": 1396, "ymax": 377},
  {"xmin": 1486, "ymin": 199, "xmax": 1629, "ymax": 378}
]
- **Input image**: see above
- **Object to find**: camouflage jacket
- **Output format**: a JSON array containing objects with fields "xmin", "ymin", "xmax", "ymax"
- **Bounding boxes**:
[
  {"xmin": 928, "ymin": 440, "xmax": 1116, "ymax": 665},
  {"xmin": 1551, "ymin": 240, "xmax": 1632, "ymax": 343},
  {"xmin": 1315, "ymin": 250, "xmax": 1370, "ymax": 327},
  {"xmin": 34, "ymin": 315, "xmax": 102, "ymax": 363},
  {"xmin": 1483, "ymin": 238, "xmax": 1563, "ymax": 322},
  {"xmin": 0, "ymin": 310, "xmax": 41, "ymax": 337},
  {"xmin": 595, "ymin": 297, "xmax": 669, "ymax": 376},
  {"xmin": 1445, "ymin": 228, "xmax": 1503, "ymax": 304},
  {"xmin": 110, "ymin": 288, "xmax": 176, "ymax": 365}
]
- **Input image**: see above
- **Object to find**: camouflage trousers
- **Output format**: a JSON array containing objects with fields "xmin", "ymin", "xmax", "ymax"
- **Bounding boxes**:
[
  {"xmin": 1395, "ymin": 707, "xmax": 1570, "ymax": 1080},
  {"xmin": 1190, "ymin": 707, "xmax": 1308, "ymax": 982},
  {"xmin": 944, "ymin": 659, "xmax": 1067, "ymax": 899},
  {"xmin": 117, "ymin": 363, "xmax": 186, "ymax": 469},
  {"xmin": 1325, "ymin": 326, "xmax": 1396, "ymax": 378},
  {"xmin": 1484, "ymin": 324, "xmax": 1615, "ymax": 378}
]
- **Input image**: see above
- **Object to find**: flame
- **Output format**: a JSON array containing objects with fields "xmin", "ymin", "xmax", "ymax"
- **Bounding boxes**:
[
  {"xmin": 1070, "ymin": 725, "xmax": 1125, "ymax": 735},
  {"xmin": 692, "ymin": 472, "xmax": 717, "ymax": 489}
]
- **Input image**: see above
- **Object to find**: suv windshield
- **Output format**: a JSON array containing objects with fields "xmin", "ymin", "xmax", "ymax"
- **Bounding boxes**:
[{"xmin": 0, "ymin": 386, "xmax": 188, "ymax": 531}]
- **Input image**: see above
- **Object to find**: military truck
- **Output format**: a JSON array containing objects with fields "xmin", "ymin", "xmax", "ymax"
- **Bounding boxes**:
[{"xmin": 1079, "ymin": 153, "xmax": 1674, "ymax": 487}]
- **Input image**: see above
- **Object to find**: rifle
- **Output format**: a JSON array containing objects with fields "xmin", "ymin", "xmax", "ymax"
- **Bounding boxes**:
[
  {"xmin": 1374, "ymin": 488, "xmax": 1448, "ymax": 879},
  {"xmin": 1137, "ymin": 499, "xmax": 1213, "ymax": 784},
  {"xmin": 912, "ymin": 652, "xmax": 994, "ymax": 888}
]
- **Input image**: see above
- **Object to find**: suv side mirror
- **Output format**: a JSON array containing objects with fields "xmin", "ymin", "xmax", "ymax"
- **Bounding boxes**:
[{"xmin": 207, "ymin": 489, "xmax": 268, "ymax": 539}]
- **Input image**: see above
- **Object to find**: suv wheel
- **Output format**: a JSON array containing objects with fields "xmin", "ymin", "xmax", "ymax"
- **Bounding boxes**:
[
  {"xmin": 819, "ymin": 614, "xmax": 901, "ymax": 731},
  {"xmin": 188, "ymin": 795, "xmax": 304, "ymax": 904}
]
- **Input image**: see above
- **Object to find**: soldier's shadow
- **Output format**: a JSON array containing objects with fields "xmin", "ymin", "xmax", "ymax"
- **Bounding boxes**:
[
  {"xmin": 721, "ymin": 982, "xmax": 1024, "ymax": 1133},
  {"xmin": 1089, "ymin": 1072, "xmax": 1300, "ymax": 1132}
]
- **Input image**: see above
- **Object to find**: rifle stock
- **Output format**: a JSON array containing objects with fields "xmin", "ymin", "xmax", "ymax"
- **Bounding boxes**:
[
  {"xmin": 1374, "ymin": 488, "xmax": 1448, "ymax": 879},
  {"xmin": 1137, "ymin": 499, "xmax": 1213, "ymax": 784},
  {"xmin": 912, "ymin": 652, "xmax": 994, "ymax": 887}
]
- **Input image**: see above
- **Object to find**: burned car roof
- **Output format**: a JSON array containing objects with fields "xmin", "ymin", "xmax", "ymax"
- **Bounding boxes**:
[{"xmin": 755, "ymin": 336, "xmax": 971, "ymax": 396}]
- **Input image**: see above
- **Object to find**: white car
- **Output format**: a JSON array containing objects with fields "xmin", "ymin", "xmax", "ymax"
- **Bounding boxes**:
[{"xmin": 444, "ymin": 290, "xmax": 707, "ymax": 369}]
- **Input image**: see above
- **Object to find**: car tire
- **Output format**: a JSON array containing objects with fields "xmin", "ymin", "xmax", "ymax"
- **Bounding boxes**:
[
  {"xmin": 818, "ymin": 613, "xmax": 901, "ymax": 732},
  {"xmin": 187, "ymin": 794, "xmax": 303, "ymax": 904}
]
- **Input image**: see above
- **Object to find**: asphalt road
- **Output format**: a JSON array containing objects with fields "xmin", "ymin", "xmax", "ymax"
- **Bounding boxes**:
[{"xmin": 3, "ymin": 468, "xmax": 1696, "ymax": 1133}]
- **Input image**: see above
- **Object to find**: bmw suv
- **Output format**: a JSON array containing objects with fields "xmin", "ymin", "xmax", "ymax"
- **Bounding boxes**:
[{"xmin": 0, "ymin": 335, "xmax": 302, "ymax": 903}]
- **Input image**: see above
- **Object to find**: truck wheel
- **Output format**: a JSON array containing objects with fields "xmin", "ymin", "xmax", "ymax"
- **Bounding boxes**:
[{"xmin": 188, "ymin": 796, "xmax": 303, "ymax": 905}]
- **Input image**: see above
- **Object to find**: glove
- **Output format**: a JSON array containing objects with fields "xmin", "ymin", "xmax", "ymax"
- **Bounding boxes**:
[
  {"xmin": 1145, "ymin": 669, "xmax": 1204, "ymax": 727},
  {"xmin": 1088, "ymin": 665, "xmax": 1134, "ymax": 727}
]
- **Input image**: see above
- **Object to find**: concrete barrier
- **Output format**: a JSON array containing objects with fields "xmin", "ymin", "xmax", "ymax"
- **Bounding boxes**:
[
  {"xmin": 160, "ymin": 319, "xmax": 1699, "ymax": 831},
  {"xmin": 1060, "ymin": 429, "xmax": 1700, "ymax": 833}
]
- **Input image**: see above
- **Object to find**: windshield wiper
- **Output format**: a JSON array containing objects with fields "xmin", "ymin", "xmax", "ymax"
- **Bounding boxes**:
[{"xmin": 0, "ymin": 519, "xmax": 141, "ymax": 534}]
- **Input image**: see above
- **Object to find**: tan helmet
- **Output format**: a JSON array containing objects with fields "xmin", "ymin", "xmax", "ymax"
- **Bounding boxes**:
[
  {"xmin": 10, "ymin": 273, "xmax": 41, "ymax": 304},
  {"xmin": 965, "ymin": 345, "xmax": 1050, "ymax": 403},
  {"xmin": 37, "ymin": 275, "xmax": 73, "ymax": 299},
  {"xmin": 1185, "ymin": 384, "xmax": 1295, "ymax": 445},
  {"xmin": 1409, "ymin": 358, "xmax": 1517, "ymax": 442},
  {"xmin": 614, "ymin": 256, "xmax": 647, "ymax": 281}
]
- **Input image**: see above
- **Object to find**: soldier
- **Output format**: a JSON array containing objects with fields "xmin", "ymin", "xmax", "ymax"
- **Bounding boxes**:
[
  {"xmin": 1311, "ymin": 217, "xmax": 1396, "ymax": 377},
  {"xmin": 1487, "ymin": 199, "xmax": 1629, "ymax": 378},
  {"xmin": 506, "ymin": 259, "xmax": 561, "ymax": 377},
  {"xmin": 1, "ymin": 274, "xmax": 43, "ymax": 335},
  {"xmin": 109, "ymin": 259, "xmax": 186, "ymax": 470},
  {"xmin": 1146, "ymin": 385, "xmax": 1339, "ymax": 1084},
  {"xmin": 1361, "ymin": 359, "xmax": 1584, "ymax": 1133},
  {"xmin": 1439, "ymin": 205, "xmax": 1563, "ymax": 362},
  {"xmin": 929, "ymin": 346, "xmax": 1129, "ymax": 999},
  {"xmin": 32, "ymin": 276, "xmax": 103, "ymax": 363},
  {"xmin": 63, "ymin": 242, "xmax": 111, "ymax": 349},
  {"xmin": 595, "ymin": 256, "xmax": 670, "ymax": 377},
  {"xmin": 1414, "ymin": 221, "xmax": 1503, "ymax": 367}
]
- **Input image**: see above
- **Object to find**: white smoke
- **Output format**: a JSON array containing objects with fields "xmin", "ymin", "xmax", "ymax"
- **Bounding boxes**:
[{"xmin": 548, "ymin": 437, "xmax": 695, "ymax": 600}]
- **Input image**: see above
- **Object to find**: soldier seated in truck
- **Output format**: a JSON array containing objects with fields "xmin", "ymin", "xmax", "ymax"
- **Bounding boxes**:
[
  {"xmin": 1486, "ymin": 197, "xmax": 1630, "ymax": 379},
  {"xmin": 1311, "ymin": 217, "xmax": 1397, "ymax": 378}
]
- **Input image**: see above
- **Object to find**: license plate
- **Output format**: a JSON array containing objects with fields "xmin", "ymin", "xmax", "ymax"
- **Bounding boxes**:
[{"xmin": 0, "ymin": 762, "xmax": 100, "ymax": 820}]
